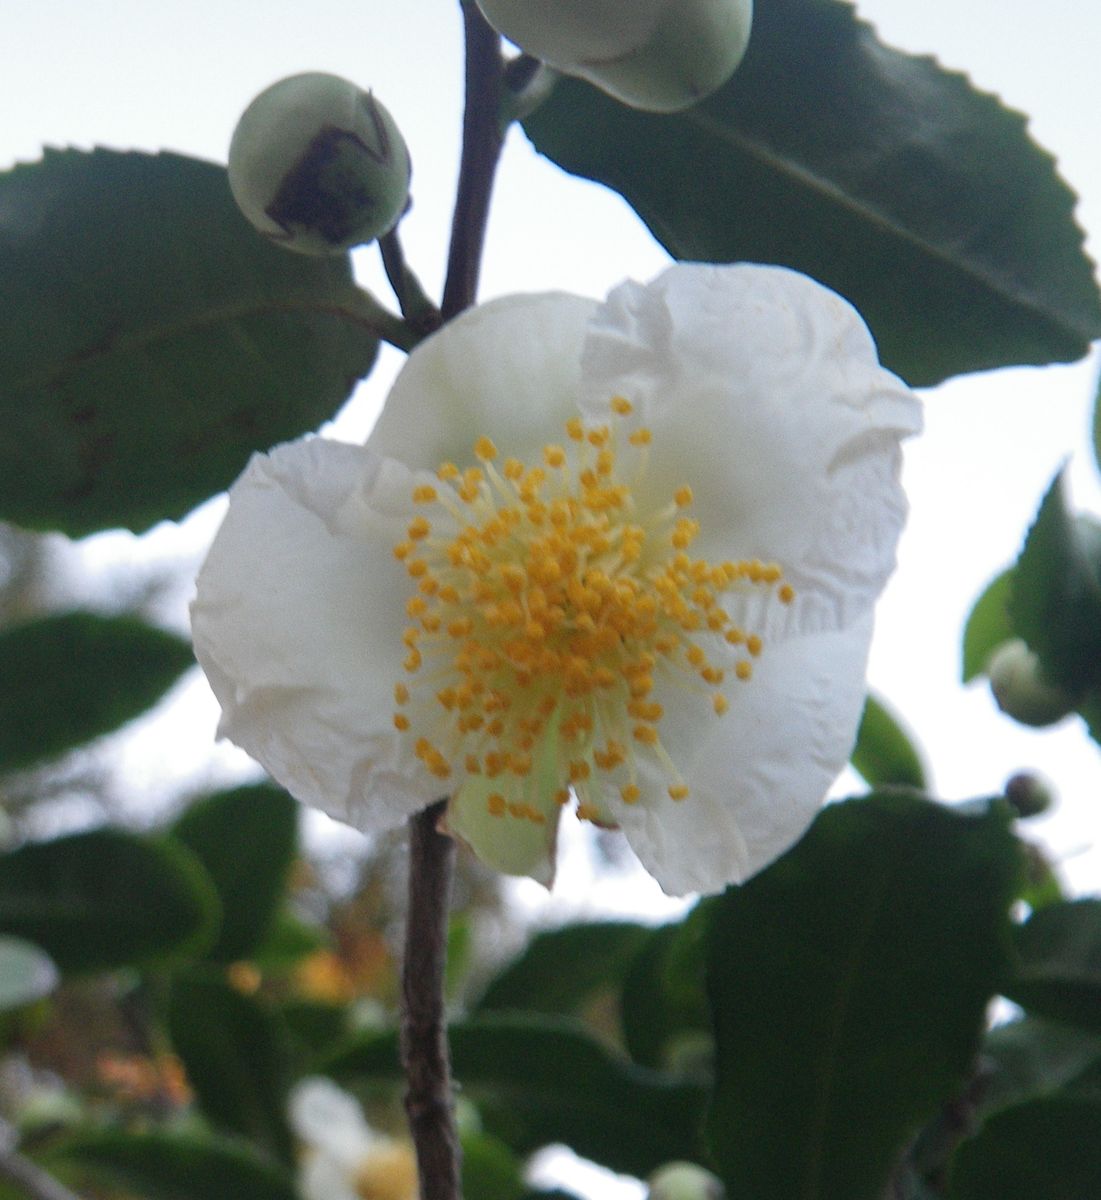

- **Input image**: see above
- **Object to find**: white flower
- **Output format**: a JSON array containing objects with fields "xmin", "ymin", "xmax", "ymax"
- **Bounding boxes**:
[
  {"xmin": 476, "ymin": 0, "xmax": 754, "ymax": 112},
  {"xmin": 191, "ymin": 263, "xmax": 921, "ymax": 895},
  {"xmin": 289, "ymin": 1077, "xmax": 418, "ymax": 1200}
]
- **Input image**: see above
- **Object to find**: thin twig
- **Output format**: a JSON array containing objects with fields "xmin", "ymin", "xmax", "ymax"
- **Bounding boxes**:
[
  {"xmin": 440, "ymin": 1, "xmax": 506, "ymax": 320},
  {"xmin": 400, "ymin": 800, "xmax": 460, "ymax": 1200},
  {"xmin": 379, "ymin": 225, "xmax": 442, "ymax": 340},
  {"xmin": 0, "ymin": 1122, "xmax": 84, "ymax": 1200}
]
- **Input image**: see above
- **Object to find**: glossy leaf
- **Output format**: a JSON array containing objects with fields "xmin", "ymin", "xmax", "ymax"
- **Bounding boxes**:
[
  {"xmin": 0, "ymin": 612, "xmax": 193, "ymax": 772},
  {"xmin": 0, "ymin": 829, "xmax": 217, "ymax": 972},
  {"xmin": 523, "ymin": 0, "xmax": 1101, "ymax": 386},
  {"xmin": 325, "ymin": 1014, "xmax": 707, "ymax": 1178},
  {"xmin": 475, "ymin": 921, "xmax": 651, "ymax": 1016},
  {"xmin": 1011, "ymin": 472, "xmax": 1101, "ymax": 695},
  {"xmin": 49, "ymin": 1129, "xmax": 297, "ymax": 1200},
  {"xmin": 961, "ymin": 569, "xmax": 1015, "ymax": 683},
  {"xmin": 851, "ymin": 693, "xmax": 927, "ymax": 790},
  {"xmin": 0, "ymin": 935, "xmax": 58, "ymax": 1011},
  {"xmin": 1004, "ymin": 900, "xmax": 1101, "ymax": 1033},
  {"xmin": 169, "ymin": 783, "xmax": 298, "ymax": 964},
  {"xmin": 0, "ymin": 148, "xmax": 382, "ymax": 535},
  {"xmin": 620, "ymin": 905, "xmax": 712, "ymax": 1072},
  {"xmin": 167, "ymin": 972, "xmax": 294, "ymax": 1166},
  {"xmin": 981, "ymin": 1017, "xmax": 1101, "ymax": 1117},
  {"xmin": 462, "ymin": 1131, "xmax": 527, "ymax": 1200},
  {"xmin": 705, "ymin": 793, "xmax": 1022, "ymax": 1200},
  {"xmin": 950, "ymin": 1096, "xmax": 1101, "ymax": 1200}
]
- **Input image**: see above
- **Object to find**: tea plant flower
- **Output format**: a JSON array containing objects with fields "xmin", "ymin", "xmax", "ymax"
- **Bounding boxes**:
[
  {"xmin": 191, "ymin": 263, "xmax": 920, "ymax": 895},
  {"xmin": 289, "ymin": 1077, "xmax": 418, "ymax": 1200}
]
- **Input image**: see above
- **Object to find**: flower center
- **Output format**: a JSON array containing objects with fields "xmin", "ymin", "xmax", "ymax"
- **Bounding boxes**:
[{"xmin": 391, "ymin": 397, "xmax": 793, "ymax": 825}]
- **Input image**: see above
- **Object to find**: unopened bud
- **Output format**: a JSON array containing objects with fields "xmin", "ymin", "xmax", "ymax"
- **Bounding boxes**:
[
  {"xmin": 988, "ymin": 640, "xmax": 1077, "ymax": 728},
  {"xmin": 648, "ymin": 1162, "xmax": 725, "ymax": 1200},
  {"xmin": 477, "ymin": 0, "xmax": 753, "ymax": 113},
  {"xmin": 228, "ymin": 72, "xmax": 411, "ymax": 255},
  {"xmin": 1003, "ymin": 771, "xmax": 1055, "ymax": 819}
]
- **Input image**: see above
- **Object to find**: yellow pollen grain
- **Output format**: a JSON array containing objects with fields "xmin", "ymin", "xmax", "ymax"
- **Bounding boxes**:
[
  {"xmin": 388, "ymin": 405, "xmax": 788, "ymax": 828},
  {"xmin": 779, "ymin": 583, "xmax": 796, "ymax": 604}
]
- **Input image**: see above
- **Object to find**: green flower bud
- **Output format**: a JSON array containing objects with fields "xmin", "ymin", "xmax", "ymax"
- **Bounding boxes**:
[
  {"xmin": 648, "ymin": 1161, "xmax": 726, "ymax": 1200},
  {"xmin": 988, "ymin": 639, "xmax": 1077, "ymax": 728},
  {"xmin": 228, "ymin": 72, "xmax": 411, "ymax": 255},
  {"xmin": 477, "ymin": 0, "xmax": 752, "ymax": 113}
]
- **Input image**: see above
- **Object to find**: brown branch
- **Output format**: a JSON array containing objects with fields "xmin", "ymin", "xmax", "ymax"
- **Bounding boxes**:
[
  {"xmin": 440, "ymin": 1, "xmax": 506, "ymax": 320},
  {"xmin": 400, "ymin": 800, "xmax": 460, "ymax": 1200}
]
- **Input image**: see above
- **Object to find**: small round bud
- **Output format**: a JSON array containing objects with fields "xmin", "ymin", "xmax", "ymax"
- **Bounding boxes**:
[
  {"xmin": 988, "ymin": 639, "xmax": 1077, "ymax": 728},
  {"xmin": 1004, "ymin": 770, "xmax": 1056, "ymax": 819},
  {"xmin": 228, "ymin": 72, "xmax": 411, "ymax": 255},
  {"xmin": 648, "ymin": 1162, "xmax": 725, "ymax": 1200},
  {"xmin": 477, "ymin": 0, "xmax": 753, "ymax": 113}
]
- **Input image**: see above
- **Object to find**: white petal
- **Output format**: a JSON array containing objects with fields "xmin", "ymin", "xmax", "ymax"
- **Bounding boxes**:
[
  {"xmin": 190, "ymin": 438, "xmax": 440, "ymax": 834},
  {"xmin": 289, "ymin": 1077, "xmax": 377, "ymax": 1168},
  {"xmin": 580, "ymin": 263, "xmax": 922, "ymax": 638},
  {"xmin": 368, "ymin": 292, "xmax": 597, "ymax": 470},
  {"xmin": 618, "ymin": 615, "xmax": 873, "ymax": 895}
]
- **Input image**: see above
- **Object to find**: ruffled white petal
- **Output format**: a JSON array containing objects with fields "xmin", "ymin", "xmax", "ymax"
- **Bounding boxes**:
[
  {"xmin": 368, "ymin": 292, "xmax": 597, "ymax": 471},
  {"xmin": 580, "ymin": 263, "xmax": 921, "ymax": 641},
  {"xmin": 190, "ymin": 439, "xmax": 440, "ymax": 835},
  {"xmin": 475, "ymin": 0, "xmax": 662, "ymax": 67},
  {"xmin": 617, "ymin": 615, "xmax": 873, "ymax": 895}
]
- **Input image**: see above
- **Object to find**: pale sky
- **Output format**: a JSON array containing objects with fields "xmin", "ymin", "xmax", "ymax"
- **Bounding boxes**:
[{"xmin": 2, "ymin": 1, "xmax": 1099, "ymax": 898}]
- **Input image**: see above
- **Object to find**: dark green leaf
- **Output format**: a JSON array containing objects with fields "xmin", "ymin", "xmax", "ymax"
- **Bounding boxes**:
[
  {"xmin": 252, "ymin": 908, "xmax": 330, "ymax": 971},
  {"xmin": 523, "ymin": 0, "xmax": 1101, "ymax": 387},
  {"xmin": 1094, "ymin": 370, "xmax": 1101, "ymax": 475},
  {"xmin": 462, "ymin": 1131, "xmax": 527, "ymax": 1200},
  {"xmin": 705, "ymin": 793, "xmax": 1022, "ymax": 1200},
  {"xmin": 1005, "ymin": 900, "xmax": 1101, "ymax": 1033},
  {"xmin": 0, "ymin": 829, "xmax": 217, "ymax": 972},
  {"xmin": 475, "ymin": 920, "xmax": 651, "ymax": 1016},
  {"xmin": 621, "ymin": 905, "xmax": 712, "ymax": 1072},
  {"xmin": 961, "ymin": 569, "xmax": 1015, "ymax": 683},
  {"xmin": 0, "ymin": 148, "xmax": 381, "ymax": 535},
  {"xmin": 169, "ymin": 784, "xmax": 298, "ymax": 964},
  {"xmin": 325, "ymin": 1014, "xmax": 707, "ymax": 1178},
  {"xmin": 851, "ymin": 693, "xmax": 927, "ymax": 790},
  {"xmin": 950, "ymin": 1096, "xmax": 1101, "ymax": 1200},
  {"xmin": 0, "ymin": 612, "xmax": 193, "ymax": 772},
  {"xmin": 49, "ymin": 1128, "xmax": 297, "ymax": 1200},
  {"xmin": 1011, "ymin": 472, "xmax": 1101, "ymax": 695},
  {"xmin": 981, "ymin": 1017, "xmax": 1101, "ymax": 1117},
  {"xmin": 0, "ymin": 935, "xmax": 57, "ymax": 1010},
  {"xmin": 167, "ymin": 972, "xmax": 294, "ymax": 1166}
]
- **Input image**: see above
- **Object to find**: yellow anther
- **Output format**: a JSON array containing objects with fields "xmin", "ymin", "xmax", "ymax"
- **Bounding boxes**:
[
  {"xmin": 629, "ymin": 428, "xmax": 652, "ymax": 446},
  {"xmin": 412, "ymin": 484, "xmax": 438, "ymax": 503},
  {"xmin": 393, "ymin": 541, "xmax": 413, "ymax": 561},
  {"xmin": 736, "ymin": 660, "xmax": 753, "ymax": 681},
  {"xmin": 746, "ymin": 634, "xmax": 763, "ymax": 657},
  {"xmin": 633, "ymin": 725, "xmax": 659, "ymax": 746},
  {"xmin": 465, "ymin": 754, "xmax": 481, "ymax": 774},
  {"xmin": 474, "ymin": 436, "xmax": 498, "ymax": 461},
  {"xmin": 779, "ymin": 583, "xmax": 796, "ymax": 604},
  {"xmin": 394, "ymin": 683, "xmax": 409, "ymax": 705},
  {"xmin": 487, "ymin": 793, "xmax": 507, "ymax": 817},
  {"xmin": 406, "ymin": 596, "xmax": 428, "ymax": 618},
  {"xmin": 393, "ymin": 713, "xmax": 410, "ymax": 731},
  {"xmin": 621, "ymin": 784, "xmax": 641, "ymax": 805},
  {"xmin": 668, "ymin": 784, "xmax": 690, "ymax": 801},
  {"xmin": 566, "ymin": 417, "xmax": 585, "ymax": 441},
  {"xmin": 403, "ymin": 650, "xmax": 422, "ymax": 673},
  {"xmin": 407, "ymin": 559, "xmax": 428, "ymax": 578},
  {"xmin": 611, "ymin": 395, "xmax": 633, "ymax": 416},
  {"xmin": 713, "ymin": 693, "xmax": 730, "ymax": 716},
  {"xmin": 543, "ymin": 444, "xmax": 567, "ymax": 468},
  {"xmin": 674, "ymin": 485, "xmax": 694, "ymax": 507},
  {"xmin": 407, "ymin": 516, "xmax": 431, "ymax": 541},
  {"xmin": 437, "ymin": 462, "xmax": 460, "ymax": 481}
]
